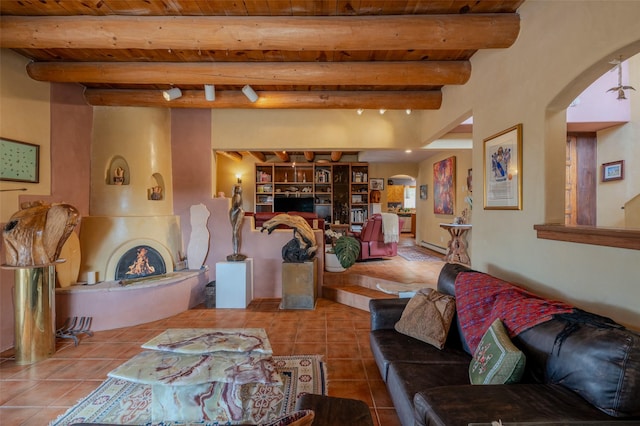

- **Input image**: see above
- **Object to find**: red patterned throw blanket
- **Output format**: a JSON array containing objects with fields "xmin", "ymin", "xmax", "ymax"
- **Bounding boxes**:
[{"xmin": 455, "ymin": 272, "xmax": 574, "ymax": 353}]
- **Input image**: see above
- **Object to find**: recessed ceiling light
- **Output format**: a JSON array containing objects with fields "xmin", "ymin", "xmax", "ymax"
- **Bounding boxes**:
[{"xmin": 405, "ymin": 149, "xmax": 412, "ymax": 153}]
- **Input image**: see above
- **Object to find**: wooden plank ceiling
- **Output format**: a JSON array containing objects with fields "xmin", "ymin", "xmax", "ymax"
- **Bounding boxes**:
[{"xmin": 0, "ymin": 0, "xmax": 524, "ymax": 110}]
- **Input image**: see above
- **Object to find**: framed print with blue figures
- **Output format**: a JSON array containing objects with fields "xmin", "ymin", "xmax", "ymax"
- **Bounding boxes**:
[
  {"xmin": 1, "ymin": 138, "xmax": 40, "ymax": 183},
  {"xmin": 483, "ymin": 124, "xmax": 522, "ymax": 210}
]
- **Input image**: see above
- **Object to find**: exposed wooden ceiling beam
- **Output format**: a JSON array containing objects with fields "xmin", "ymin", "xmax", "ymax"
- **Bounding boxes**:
[
  {"xmin": 331, "ymin": 152, "xmax": 343, "ymax": 162},
  {"xmin": 0, "ymin": 15, "xmax": 520, "ymax": 51},
  {"xmin": 83, "ymin": 89, "xmax": 443, "ymax": 109},
  {"xmin": 247, "ymin": 152, "xmax": 266, "ymax": 162},
  {"xmin": 304, "ymin": 152, "xmax": 315, "ymax": 162},
  {"xmin": 27, "ymin": 61, "xmax": 471, "ymax": 86},
  {"xmin": 216, "ymin": 151, "xmax": 242, "ymax": 162},
  {"xmin": 274, "ymin": 152, "xmax": 290, "ymax": 162}
]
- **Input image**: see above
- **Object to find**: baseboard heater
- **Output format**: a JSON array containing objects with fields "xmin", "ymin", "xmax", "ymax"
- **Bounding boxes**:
[{"xmin": 420, "ymin": 240, "xmax": 447, "ymax": 255}]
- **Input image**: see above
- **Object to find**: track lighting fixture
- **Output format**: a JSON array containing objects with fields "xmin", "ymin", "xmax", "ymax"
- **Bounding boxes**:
[
  {"xmin": 406, "ymin": 109, "xmax": 412, "ymax": 115},
  {"xmin": 357, "ymin": 108, "xmax": 364, "ymax": 115},
  {"xmin": 379, "ymin": 109, "xmax": 386, "ymax": 115},
  {"xmin": 204, "ymin": 84, "xmax": 215, "ymax": 101},
  {"xmin": 162, "ymin": 87, "xmax": 182, "ymax": 101},
  {"xmin": 242, "ymin": 85, "xmax": 259, "ymax": 103}
]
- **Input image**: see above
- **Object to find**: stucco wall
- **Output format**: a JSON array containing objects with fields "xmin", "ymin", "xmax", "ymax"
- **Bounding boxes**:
[{"xmin": 416, "ymin": 0, "xmax": 640, "ymax": 329}]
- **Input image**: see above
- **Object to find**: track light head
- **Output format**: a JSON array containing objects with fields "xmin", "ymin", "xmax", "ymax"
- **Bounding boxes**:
[
  {"xmin": 242, "ymin": 85, "xmax": 259, "ymax": 103},
  {"xmin": 162, "ymin": 87, "xmax": 182, "ymax": 101},
  {"xmin": 204, "ymin": 84, "xmax": 215, "ymax": 101}
]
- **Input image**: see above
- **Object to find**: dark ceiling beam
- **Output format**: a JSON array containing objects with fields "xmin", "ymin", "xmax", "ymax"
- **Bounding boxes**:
[
  {"xmin": 216, "ymin": 151, "xmax": 242, "ymax": 161},
  {"xmin": 247, "ymin": 152, "xmax": 267, "ymax": 162},
  {"xmin": 83, "ymin": 89, "xmax": 443, "ymax": 109},
  {"xmin": 0, "ymin": 15, "xmax": 520, "ymax": 51},
  {"xmin": 27, "ymin": 61, "xmax": 471, "ymax": 86},
  {"xmin": 274, "ymin": 152, "xmax": 290, "ymax": 162}
]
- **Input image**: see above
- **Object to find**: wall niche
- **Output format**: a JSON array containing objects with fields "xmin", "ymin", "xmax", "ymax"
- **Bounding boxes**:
[
  {"xmin": 148, "ymin": 173, "xmax": 165, "ymax": 201},
  {"xmin": 107, "ymin": 156, "xmax": 130, "ymax": 186}
]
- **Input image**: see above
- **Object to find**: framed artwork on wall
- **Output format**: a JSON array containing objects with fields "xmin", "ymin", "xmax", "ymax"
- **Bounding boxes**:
[
  {"xmin": 420, "ymin": 184, "xmax": 428, "ymax": 200},
  {"xmin": 370, "ymin": 178, "xmax": 384, "ymax": 190},
  {"xmin": 0, "ymin": 138, "xmax": 40, "ymax": 183},
  {"xmin": 483, "ymin": 124, "xmax": 523, "ymax": 210},
  {"xmin": 433, "ymin": 156, "xmax": 455, "ymax": 215},
  {"xmin": 601, "ymin": 160, "xmax": 624, "ymax": 182}
]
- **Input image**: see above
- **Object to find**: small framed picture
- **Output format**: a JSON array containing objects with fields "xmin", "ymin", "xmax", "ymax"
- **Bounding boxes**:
[
  {"xmin": 0, "ymin": 137, "xmax": 40, "ymax": 183},
  {"xmin": 601, "ymin": 160, "xmax": 624, "ymax": 182},
  {"xmin": 420, "ymin": 184, "xmax": 428, "ymax": 200},
  {"xmin": 370, "ymin": 178, "xmax": 384, "ymax": 190}
]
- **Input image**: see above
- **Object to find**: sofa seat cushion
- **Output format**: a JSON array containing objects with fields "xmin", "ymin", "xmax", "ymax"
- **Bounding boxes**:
[
  {"xmin": 413, "ymin": 383, "xmax": 614, "ymax": 426},
  {"xmin": 370, "ymin": 329, "xmax": 471, "ymax": 381},
  {"xmin": 387, "ymin": 362, "xmax": 470, "ymax": 426}
]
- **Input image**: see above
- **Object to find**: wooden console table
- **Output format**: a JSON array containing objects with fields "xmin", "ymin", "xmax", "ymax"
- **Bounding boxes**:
[{"xmin": 439, "ymin": 224, "xmax": 472, "ymax": 265}]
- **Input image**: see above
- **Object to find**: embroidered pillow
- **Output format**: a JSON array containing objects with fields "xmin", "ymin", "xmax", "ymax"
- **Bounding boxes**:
[
  {"xmin": 469, "ymin": 318, "xmax": 526, "ymax": 384},
  {"xmin": 394, "ymin": 288, "xmax": 456, "ymax": 349},
  {"xmin": 264, "ymin": 409, "xmax": 315, "ymax": 426}
]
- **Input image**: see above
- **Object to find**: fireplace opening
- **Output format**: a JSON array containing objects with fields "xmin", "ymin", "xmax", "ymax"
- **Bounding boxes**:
[{"xmin": 115, "ymin": 245, "xmax": 166, "ymax": 281}]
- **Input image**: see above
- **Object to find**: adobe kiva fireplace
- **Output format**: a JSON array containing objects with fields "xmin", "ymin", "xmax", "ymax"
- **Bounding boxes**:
[{"xmin": 77, "ymin": 108, "xmax": 184, "ymax": 283}]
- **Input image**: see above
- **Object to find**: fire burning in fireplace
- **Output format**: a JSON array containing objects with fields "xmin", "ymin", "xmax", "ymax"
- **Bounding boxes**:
[{"xmin": 115, "ymin": 245, "xmax": 166, "ymax": 281}]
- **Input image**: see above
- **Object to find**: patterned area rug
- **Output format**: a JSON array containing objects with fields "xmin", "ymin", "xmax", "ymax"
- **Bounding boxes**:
[
  {"xmin": 397, "ymin": 246, "xmax": 444, "ymax": 262},
  {"xmin": 52, "ymin": 354, "xmax": 326, "ymax": 426}
]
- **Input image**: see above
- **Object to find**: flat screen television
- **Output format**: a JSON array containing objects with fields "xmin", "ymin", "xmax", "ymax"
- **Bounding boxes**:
[{"xmin": 274, "ymin": 196, "xmax": 314, "ymax": 213}]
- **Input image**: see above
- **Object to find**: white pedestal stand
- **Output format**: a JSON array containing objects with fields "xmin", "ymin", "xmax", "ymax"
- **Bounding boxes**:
[{"xmin": 215, "ymin": 258, "xmax": 253, "ymax": 308}]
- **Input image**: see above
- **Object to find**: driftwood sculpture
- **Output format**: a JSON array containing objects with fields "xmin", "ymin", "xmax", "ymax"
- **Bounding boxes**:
[
  {"xmin": 2, "ymin": 201, "xmax": 79, "ymax": 266},
  {"xmin": 260, "ymin": 214, "xmax": 318, "ymax": 263}
]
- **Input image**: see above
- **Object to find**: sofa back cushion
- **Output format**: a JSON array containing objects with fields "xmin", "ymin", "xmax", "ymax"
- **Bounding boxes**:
[
  {"xmin": 545, "ymin": 310, "xmax": 640, "ymax": 417},
  {"xmin": 437, "ymin": 262, "xmax": 475, "ymax": 354}
]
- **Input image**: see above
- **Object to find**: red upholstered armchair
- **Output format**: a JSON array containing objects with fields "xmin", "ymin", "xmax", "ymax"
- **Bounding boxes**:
[{"xmin": 352, "ymin": 213, "xmax": 403, "ymax": 260}]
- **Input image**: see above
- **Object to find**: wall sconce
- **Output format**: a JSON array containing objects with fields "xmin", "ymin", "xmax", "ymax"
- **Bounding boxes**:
[
  {"xmin": 242, "ymin": 85, "xmax": 259, "ymax": 103},
  {"xmin": 162, "ymin": 87, "xmax": 182, "ymax": 101},
  {"xmin": 236, "ymin": 174, "xmax": 242, "ymax": 184},
  {"xmin": 204, "ymin": 84, "xmax": 215, "ymax": 101}
]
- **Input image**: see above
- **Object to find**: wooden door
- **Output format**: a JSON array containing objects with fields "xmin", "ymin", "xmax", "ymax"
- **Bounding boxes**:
[{"xmin": 566, "ymin": 133, "xmax": 597, "ymax": 226}]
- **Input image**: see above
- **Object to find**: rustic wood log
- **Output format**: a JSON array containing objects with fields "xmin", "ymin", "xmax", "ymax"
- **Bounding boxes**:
[
  {"xmin": 274, "ymin": 151, "xmax": 290, "ymax": 162},
  {"xmin": 27, "ymin": 61, "xmax": 470, "ymax": 86},
  {"xmin": 2, "ymin": 201, "xmax": 80, "ymax": 266},
  {"xmin": 84, "ymin": 89, "xmax": 443, "ymax": 109},
  {"xmin": 0, "ymin": 15, "xmax": 520, "ymax": 51},
  {"xmin": 216, "ymin": 151, "xmax": 243, "ymax": 161},
  {"xmin": 247, "ymin": 151, "xmax": 266, "ymax": 162},
  {"xmin": 259, "ymin": 214, "xmax": 318, "ymax": 262}
]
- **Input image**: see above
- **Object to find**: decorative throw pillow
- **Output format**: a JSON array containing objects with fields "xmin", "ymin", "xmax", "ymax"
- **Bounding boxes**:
[
  {"xmin": 469, "ymin": 318, "xmax": 526, "ymax": 384},
  {"xmin": 394, "ymin": 288, "xmax": 456, "ymax": 349}
]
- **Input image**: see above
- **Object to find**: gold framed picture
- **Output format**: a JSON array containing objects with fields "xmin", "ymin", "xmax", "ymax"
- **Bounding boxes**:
[{"xmin": 483, "ymin": 124, "xmax": 522, "ymax": 210}]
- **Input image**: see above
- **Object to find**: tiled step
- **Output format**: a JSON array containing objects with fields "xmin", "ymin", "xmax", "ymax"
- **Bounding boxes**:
[{"xmin": 322, "ymin": 284, "xmax": 396, "ymax": 312}]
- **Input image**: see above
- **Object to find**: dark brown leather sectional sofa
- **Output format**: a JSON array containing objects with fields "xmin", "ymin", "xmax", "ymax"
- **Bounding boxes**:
[{"xmin": 369, "ymin": 263, "xmax": 640, "ymax": 426}]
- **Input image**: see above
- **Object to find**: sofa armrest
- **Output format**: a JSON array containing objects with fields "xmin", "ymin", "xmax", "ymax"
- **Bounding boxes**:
[{"xmin": 369, "ymin": 298, "xmax": 409, "ymax": 331}]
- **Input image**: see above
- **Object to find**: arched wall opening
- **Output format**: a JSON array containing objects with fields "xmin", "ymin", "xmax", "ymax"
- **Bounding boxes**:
[{"xmin": 538, "ymin": 40, "xmax": 640, "ymax": 248}]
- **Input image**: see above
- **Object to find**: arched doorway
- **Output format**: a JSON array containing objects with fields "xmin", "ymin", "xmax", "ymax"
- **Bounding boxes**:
[{"xmin": 387, "ymin": 174, "xmax": 416, "ymax": 235}]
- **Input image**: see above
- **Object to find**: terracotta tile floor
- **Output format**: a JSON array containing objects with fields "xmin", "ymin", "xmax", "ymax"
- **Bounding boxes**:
[{"xmin": 0, "ymin": 236, "xmax": 444, "ymax": 426}]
